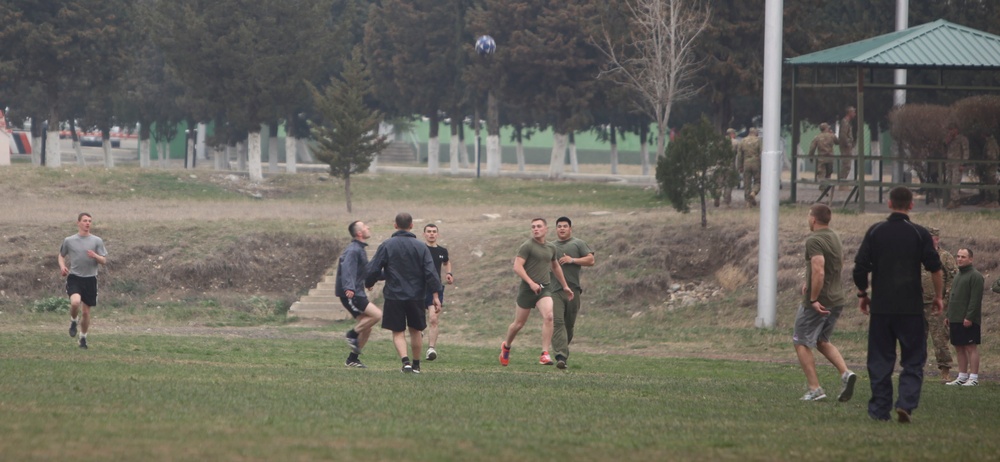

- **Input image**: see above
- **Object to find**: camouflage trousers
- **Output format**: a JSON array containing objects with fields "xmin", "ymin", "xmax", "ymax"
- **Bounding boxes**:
[
  {"xmin": 816, "ymin": 161, "xmax": 834, "ymax": 186},
  {"xmin": 743, "ymin": 164, "xmax": 760, "ymax": 203},
  {"xmin": 923, "ymin": 302, "xmax": 952, "ymax": 370}
]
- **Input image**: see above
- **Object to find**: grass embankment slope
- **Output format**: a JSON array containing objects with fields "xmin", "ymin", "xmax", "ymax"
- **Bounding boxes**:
[{"xmin": 1, "ymin": 165, "xmax": 999, "ymax": 461}]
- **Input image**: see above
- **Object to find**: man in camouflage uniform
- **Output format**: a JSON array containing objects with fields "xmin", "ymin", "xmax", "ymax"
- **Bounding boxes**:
[
  {"xmin": 921, "ymin": 227, "xmax": 957, "ymax": 382},
  {"xmin": 944, "ymin": 125, "xmax": 969, "ymax": 209},
  {"xmin": 711, "ymin": 128, "xmax": 739, "ymax": 207},
  {"xmin": 980, "ymin": 134, "xmax": 999, "ymax": 208},
  {"xmin": 838, "ymin": 107, "xmax": 856, "ymax": 182},
  {"xmin": 737, "ymin": 127, "xmax": 762, "ymax": 207},
  {"xmin": 809, "ymin": 122, "xmax": 837, "ymax": 186}
]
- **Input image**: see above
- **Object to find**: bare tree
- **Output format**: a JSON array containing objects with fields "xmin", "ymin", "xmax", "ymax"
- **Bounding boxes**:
[{"xmin": 597, "ymin": 0, "xmax": 710, "ymax": 170}]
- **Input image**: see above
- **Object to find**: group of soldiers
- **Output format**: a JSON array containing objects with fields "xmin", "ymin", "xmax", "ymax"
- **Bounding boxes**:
[{"xmin": 710, "ymin": 126, "xmax": 762, "ymax": 208}]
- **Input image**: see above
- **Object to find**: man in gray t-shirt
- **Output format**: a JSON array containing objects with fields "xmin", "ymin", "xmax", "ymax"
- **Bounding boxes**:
[{"xmin": 58, "ymin": 213, "xmax": 108, "ymax": 349}]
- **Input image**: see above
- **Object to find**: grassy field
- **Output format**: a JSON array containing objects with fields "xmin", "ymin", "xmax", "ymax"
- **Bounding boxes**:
[
  {"xmin": 1, "ymin": 164, "xmax": 1000, "ymax": 460},
  {"xmin": 2, "ymin": 329, "xmax": 998, "ymax": 461}
]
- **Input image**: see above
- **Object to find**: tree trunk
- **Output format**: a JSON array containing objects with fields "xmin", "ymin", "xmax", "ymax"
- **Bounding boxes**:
[
  {"xmin": 428, "ymin": 113, "xmax": 440, "ymax": 174},
  {"xmin": 699, "ymin": 189, "xmax": 708, "ymax": 228},
  {"xmin": 640, "ymin": 125, "xmax": 650, "ymax": 176},
  {"xmin": 103, "ymin": 140, "xmax": 114, "ymax": 168},
  {"xmin": 656, "ymin": 123, "xmax": 668, "ymax": 159},
  {"xmin": 238, "ymin": 141, "xmax": 247, "ymax": 171},
  {"xmin": 297, "ymin": 138, "xmax": 314, "ymax": 163},
  {"xmin": 196, "ymin": 122, "xmax": 207, "ymax": 160},
  {"xmin": 186, "ymin": 121, "xmax": 196, "ymax": 169},
  {"xmin": 70, "ymin": 120, "xmax": 84, "ymax": 166},
  {"xmin": 285, "ymin": 133, "xmax": 297, "ymax": 173},
  {"xmin": 458, "ymin": 124, "xmax": 470, "ymax": 168},
  {"xmin": 515, "ymin": 126, "xmax": 525, "ymax": 172},
  {"xmin": 568, "ymin": 131, "xmax": 578, "ymax": 173},
  {"xmin": 345, "ymin": 175, "xmax": 352, "ymax": 213},
  {"xmin": 610, "ymin": 126, "xmax": 619, "ymax": 174},
  {"xmin": 248, "ymin": 130, "xmax": 263, "ymax": 182},
  {"xmin": 269, "ymin": 123, "xmax": 280, "ymax": 173},
  {"xmin": 449, "ymin": 122, "xmax": 460, "ymax": 173},
  {"xmin": 158, "ymin": 140, "xmax": 168, "ymax": 168},
  {"xmin": 486, "ymin": 91, "xmax": 500, "ymax": 176},
  {"xmin": 549, "ymin": 131, "xmax": 568, "ymax": 179},
  {"xmin": 139, "ymin": 122, "xmax": 151, "ymax": 168}
]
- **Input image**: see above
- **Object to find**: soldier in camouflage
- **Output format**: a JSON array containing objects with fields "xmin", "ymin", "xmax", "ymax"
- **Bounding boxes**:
[
  {"xmin": 737, "ymin": 127, "xmax": 762, "ymax": 207},
  {"xmin": 710, "ymin": 128, "xmax": 739, "ymax": 207},
  {"xmin": 838, "ymin": 107, "xmax": 856, "ymax": 182},
  {"xmin": 809, "ymin": 123, "xmax": 837, "ymax": 189},
  {"xmin": 921, "ymin": 227, "xmax": 957, "ymax": 382},
  {"xmin": 944, "ymin": 125, "xmax": 969, "ymax": 209}
]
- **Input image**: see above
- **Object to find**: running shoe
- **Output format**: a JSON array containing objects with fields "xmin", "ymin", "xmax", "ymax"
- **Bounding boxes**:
[
  {"xmin": 499, "ymin": 342, "xmax": 510, "ymax": 366},
  {"xmin": 78, "ymin": 337, "xmax": 88, "ymax": 349},
  {"xmin": 539, "ymin": 351, "xmax": 553, "ymax": 365},
  {"xmin": 426, "ymin": 347, "xmax": 437, "ymax": 361},
  {"xmin": 402, "ymin": 363, "xmax": 413, "ymax": 373},
  {"xmin": 962, "ymin": 379, "xmax": 978, "ymax": 387},
  {"xmin": 69, "ymin": 320, "xmax": 77, "ymax": 338},
  {"xmin": 345, "ymin": 359, "xmax": 367, "ymax": 368},
  {"xmin": 945, "ymin": 377, "xmax": 968, "ymax": 386},
  {"xmin": 800, "ymin": 387, "xmax": 826, "ymax": 401},
  {"xmin": 838, "ymin": 371, "xmax": 857, "ymax": 402}
]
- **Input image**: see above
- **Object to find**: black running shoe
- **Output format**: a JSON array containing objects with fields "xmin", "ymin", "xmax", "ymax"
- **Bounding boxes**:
[
  {"xmin": 345, "ymin": 359, "xmax": 367, "ymax": 368},
  {"xmin": 79, "ymin": 337, "xmax": 88, "ymax": 349},
  {"xmin": 401, "ymin": 364, "xmax": 413, "ymax": 373},
  {"xmin": 69, "ymin": 321, "xmax": 77, "ymax": 338},
  {"xmin": 412, "ymin": 364, "xmax": 421, "ymax": 374}
]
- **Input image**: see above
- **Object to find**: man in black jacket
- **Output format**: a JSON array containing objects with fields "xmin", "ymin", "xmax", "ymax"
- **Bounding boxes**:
[
  {"xmin": 366, "ymin": 213, "xmax": 441, "ymax": 373},
  {"xmin": 853, "ymin": 187, "xmax": 944, "ymax": 423}
]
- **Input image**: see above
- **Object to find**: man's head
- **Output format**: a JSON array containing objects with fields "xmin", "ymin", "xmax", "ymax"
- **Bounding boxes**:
[
  {"xmin": 845, "ymin": 106, "xmax": 856, "ymax": 119},
  {"xmin": 726, "ymin": 128, "xmax": 736, "ymax": 138},
  {"xmin": 530, "ymin": 218, "xmax": 548, "ymax": 241},
  {"xmin": 555, "ymin": 216, "xmax": 573, "ymax": 241},
  {"xmin": 394, "ymin": 212, "xmax": 413, "ymax": 231},
  {"xmin": 955, "ymin": 248, "xmax": 973, "ymax": 268},
  {"xmin": 348, "ymin": 220, "xmax": 371, "ymax": 241},
  {"xmin": 819, "ymin": 122, "xmax": 830, "ymax": 132},
  {"xmin": 808, "ymin": 204, "xmax": 831, "ymax": 231},
  {"xmin": 929, "ymin": 227, "xmax": 941, "ymax": 249},
  {"xmin": 77, "ymin": 212, "xmax": 92, "ymax": 235},
  {"xmin": 423, "ymin": 223, "xmax": 439, "ymax": 245},
  {"xmin": 748, "ymin": 127, "xmax": 759, "ymax": 137},
  {"xmin": 888, "ymin": 186, "xmax": 914, "ymax": 212}
]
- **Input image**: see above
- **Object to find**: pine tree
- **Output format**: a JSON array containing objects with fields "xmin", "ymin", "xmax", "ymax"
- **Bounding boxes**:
[
  {"xmin": 656, "ymin": 117, "xmax": 732, "ymax": 228},
  {"xmin": 309, "ymin": 49, "xmax": 389, "ymax": 213}
]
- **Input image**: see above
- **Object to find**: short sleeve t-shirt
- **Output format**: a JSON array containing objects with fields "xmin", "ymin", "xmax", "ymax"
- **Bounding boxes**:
[
  {"xmin": 60, "ymin": 234, "xmax": 108, "ymax": 278},
  {"xmin": 427, "ymin": 245, "xmax": 449, "ymax": 289},
  {"xmin": 517, "ymin": 238, "xmax": 557, "ymax": 285},
  {"xmin": 804, "ymin": 228, "xmax": 845, "ymax": 307},
  {"xmin": 552, "ymin": 237, "xmax": 593, "ymax": 291}
]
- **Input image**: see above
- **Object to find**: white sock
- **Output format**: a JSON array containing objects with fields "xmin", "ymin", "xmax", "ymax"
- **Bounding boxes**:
[
  {"xmin": 958, "ymin": 372, "xmax": 969, "ymax": 380},
  {"xmin": 969, "ymin": 374, "xmax": 978, "ymax": 381},
  {"xmin": 71, "ymin": 317, "xmax": 78, "ymax": 323},
  {"xmin": 80, "ymin": 333, "xmax": 86, "ymax": 339}
]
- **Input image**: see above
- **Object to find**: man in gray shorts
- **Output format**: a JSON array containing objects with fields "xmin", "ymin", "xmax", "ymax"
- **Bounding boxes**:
[
  {"xmin": 793, "ymin": 204, "xmax": 856, "ymax": 401},
  {"xmin": 58, "ymin": 212, "xmax": 108, "ymax": 349}
]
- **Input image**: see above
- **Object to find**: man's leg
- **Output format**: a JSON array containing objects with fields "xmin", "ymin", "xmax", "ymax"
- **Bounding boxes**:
[
  {"xmin": 924, "ymin": 303, "xmax": 952, "ymax": 375},
  {"xmin": 356, "ymin": 303, "xmax": 382, "ymax": 349},
  {"xmin": 537, "ymin": 297, "xmax": 554, "ymax": 354},
  {"xmin": 867, "ymin": 314, "xmax": 897, "ymax": 420},
  {"xmin": 795, "ymin": 344, "xmax": 821, "ymax": 390},
  {"xmin": 392, "ymin": 331, "xmax": 408, "ymax": 359},
  {"xmin": 816, "ymin": 341, "xmax": 849, "ymax": 375},
  {"xmin": 895, "ymin": 315, "xmax": 927, "ymax": 414},
  {"xmin": 551, "ymin": 292, "xmax": 569, "ymax": 361},
  {"xmin": 955, "ymin": 345, "xmax": 969, "ymax": 374},
  {"xmin": 504, "ymin": 307, "xmax": 532, "ymax": 348},
  {"xmin": 408, "ymin": 327, "xmax": 422, "ymax": 365},
  {"xmin": 968, "ymin": 345, "xmax": 980, "ymax": 375},
  {"xmin": 563, "ymin": 295, "xmax": 580, "ymax": 352},
  {"xmin": 427, "ymin": 305, "xmax": 439, "ymax": 350},
  {"xmin": 80, "ymin": 304, "xmax": 91, "ymax": 336},
  {"xmin": 69, "ymin": 293, "xmax": 82, "ymax": 337}
]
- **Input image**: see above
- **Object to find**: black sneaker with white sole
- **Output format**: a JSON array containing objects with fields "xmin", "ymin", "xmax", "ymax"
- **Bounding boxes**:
[
  {"xmin": 79, "ymin": 337, "xmax": 88, "ymax": 349},
  {"xmin": 69, "ymin": 321, "xmax": 77, "ymax": 338},
  {"xmin": 345, "ymin": 359, "xmax": 367, "ymax": 368},
  {"xmin": 402, "ymin": 364, "xmax": 413, "ymax": 373}
]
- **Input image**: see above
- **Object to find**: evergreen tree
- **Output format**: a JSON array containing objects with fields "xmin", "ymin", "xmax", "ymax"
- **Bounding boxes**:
[
  {"xmin": 309, "ymin": 49, "xmax": 388, "ymax": 213},
  {"xmin": 656, "ymin": 117, "xmax": 731, "ymax": 228}
]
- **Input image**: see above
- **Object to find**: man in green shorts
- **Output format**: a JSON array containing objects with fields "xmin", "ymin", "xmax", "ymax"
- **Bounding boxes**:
[{"xmin": 499, "ymin": 218, "xmax": 573, "ymax": 367}]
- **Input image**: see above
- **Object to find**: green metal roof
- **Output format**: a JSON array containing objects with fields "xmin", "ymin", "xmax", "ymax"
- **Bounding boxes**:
[{"xmin": 786, "ymin": 19, "xmax": 1000, "ymax": 69}]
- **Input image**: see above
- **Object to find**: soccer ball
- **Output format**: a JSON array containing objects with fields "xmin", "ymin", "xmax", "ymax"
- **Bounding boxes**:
[{"xmin": 475, "ymin": 35, "xmax": 496, "ymax": 56}]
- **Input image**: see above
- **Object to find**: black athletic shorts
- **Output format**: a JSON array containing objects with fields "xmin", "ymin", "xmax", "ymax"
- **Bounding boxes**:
[
  {"xmin": 339, "ymin": 295, "xmax": 369, "ymax": 319},
  {"xmin": 382, "ymin": 299, "xmax": 426, "ymax": 332},
  {"xmin": 66, "ymin": 274, "xmax": 99, "ymax": 307},
  {"xmin": 424, "ymin": 287, "xmax": 444, "ymax": 308},
  {"xmin": 950, "ymin": 322, "xmax": 981, "ymax": 345}
]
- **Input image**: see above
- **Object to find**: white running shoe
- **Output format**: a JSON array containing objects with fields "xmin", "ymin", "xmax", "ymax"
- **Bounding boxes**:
[
  {"xmin": 838, "ymin": 371, "xmax": 857, "ymax": 402},
  {"xmin": 800, "ymin": 387, "xmax": 827, "ymax": 401},
  {"xmin": 426, "ymin": 347, "xmax": 437, "ymax": 361}
]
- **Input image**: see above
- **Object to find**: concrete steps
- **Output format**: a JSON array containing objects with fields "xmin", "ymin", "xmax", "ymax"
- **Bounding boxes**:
[
  {"xmin": 288, "ymin": 271, "xmax": 351, "ymax": 322},
  {"xmin": 378, "ymin": 141, "xmax": 417, "ymax": 163}
]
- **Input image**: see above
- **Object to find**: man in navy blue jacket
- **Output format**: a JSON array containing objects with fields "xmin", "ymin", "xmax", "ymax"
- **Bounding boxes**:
[
  {"xmin": 853, "ymin": 187, "xmax": 944, "ymax": 423},
  {"xmin": 366, "ymin": 213, "xmax": 441, "ymax": 373}
]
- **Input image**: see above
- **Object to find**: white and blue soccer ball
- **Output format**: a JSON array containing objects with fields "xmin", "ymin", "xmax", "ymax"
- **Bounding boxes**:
[{"xmin": 475, "ymin": 35, "xmax": 496, "ymax": 56}]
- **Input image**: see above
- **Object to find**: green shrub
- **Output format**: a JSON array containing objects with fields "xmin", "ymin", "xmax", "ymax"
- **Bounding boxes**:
[{"xmin": 32, "ymin": 297, "xmax": 70, "ymax": 314}]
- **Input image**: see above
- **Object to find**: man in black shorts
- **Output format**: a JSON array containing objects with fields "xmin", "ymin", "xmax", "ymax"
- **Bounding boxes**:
[
  {"xmin": 58, "ymin": 212, "xmax": 108, "ymax": 349},
  {"xmin": 366, "ymin": 213, "xmax": 440, "ymax": 373},
  {"xmin": 945, "ymin": 248, "xmax": 984, "ymax": 387},
  {"xmin": 422, "ymin": 223, "xmax": 453, "ymax": 361},
  {"xmin": 334, "ymin": 220, "xmax": 383, "ymax": 368}
]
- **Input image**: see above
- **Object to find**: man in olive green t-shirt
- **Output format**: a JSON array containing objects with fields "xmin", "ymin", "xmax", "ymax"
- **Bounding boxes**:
[
  {"xmin": 793, "ymin": 204, "xmax": 856, "ymax": 402},
  {"xmin": 499, "ymin": 218, "xmax": 573, "ymax": 367},
  {"xmin": 550, "ymin": 216, "xmax": 594, "ymax": 370}
]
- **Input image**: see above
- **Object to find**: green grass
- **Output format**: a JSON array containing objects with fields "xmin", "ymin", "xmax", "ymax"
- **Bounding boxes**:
[{"xmin": 1, "ymin": 327, "xmax": 997, "ymax": 461}]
